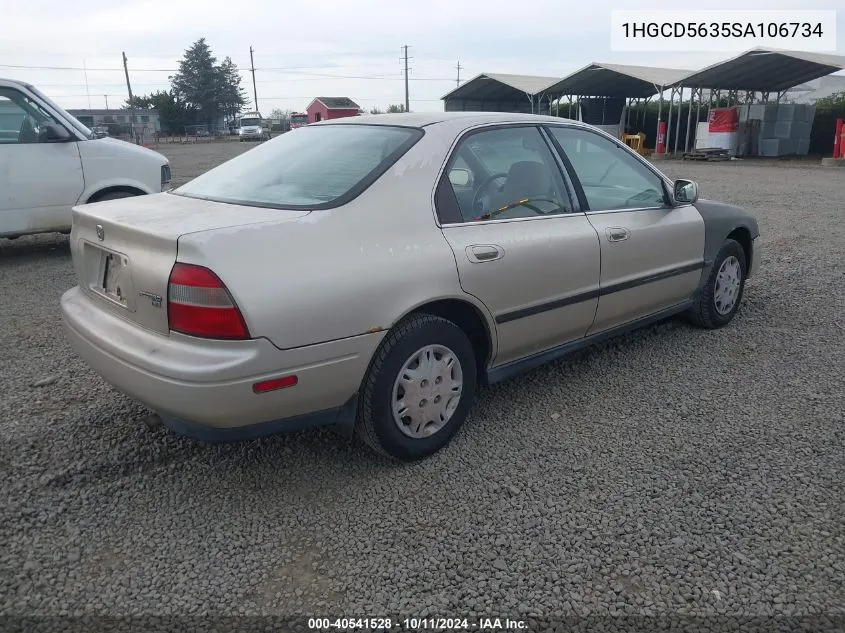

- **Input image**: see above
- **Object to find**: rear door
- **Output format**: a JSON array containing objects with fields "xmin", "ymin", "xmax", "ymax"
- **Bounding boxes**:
[
  {"xmin": 0, "ymin": 86, "xmax": 84, "ymax": 235},
  {"xmin": 544, "ymin": 124, "xmax": 705, "ymax": 335},
  {"xmin": 435, "ymin": 124, "xmax": 601, "ymax": 367}
]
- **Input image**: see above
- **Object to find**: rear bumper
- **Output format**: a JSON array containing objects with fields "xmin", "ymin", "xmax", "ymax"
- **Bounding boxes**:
[{"xmin": 60, "ymin": 286, "xmax": 383, "ymax": 439}]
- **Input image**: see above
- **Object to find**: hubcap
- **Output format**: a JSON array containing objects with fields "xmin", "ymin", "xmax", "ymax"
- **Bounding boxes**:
[
  {"xmin": 714, "ymin": 255, "xmax": 742, "ymax": 315},
  {"xmin": 391, "ymin": 344, "xmax": 464, "ymax": 439}
]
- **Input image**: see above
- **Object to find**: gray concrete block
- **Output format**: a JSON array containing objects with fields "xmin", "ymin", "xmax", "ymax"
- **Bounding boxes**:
[{"xmin": 797, "ymin": 138, "xmax": 810, "ymax": 155}]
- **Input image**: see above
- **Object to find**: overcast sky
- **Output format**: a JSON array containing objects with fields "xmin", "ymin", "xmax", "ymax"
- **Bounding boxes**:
[{"xmin": 1, "ymin": 0, "xmax": 843, "ymax": 113}]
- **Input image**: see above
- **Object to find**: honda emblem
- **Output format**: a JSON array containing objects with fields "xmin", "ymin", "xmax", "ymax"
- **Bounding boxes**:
[{"xmin": 96, "ymin": 224, "xmax": 104, "ymax": 241}]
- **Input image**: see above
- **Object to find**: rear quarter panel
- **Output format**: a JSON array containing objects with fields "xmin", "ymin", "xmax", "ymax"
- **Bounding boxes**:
[{"xmin": 176, "ymin": 126, "xmax": 497, "ymax": 351}]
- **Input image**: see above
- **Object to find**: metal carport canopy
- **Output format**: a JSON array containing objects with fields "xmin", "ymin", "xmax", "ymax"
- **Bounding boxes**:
[
  {"xmin": 543, "ymin": 62, "xmax": 692, "ymax": 97},
  {"xmin": 674, "ymin": 47, "xmax": 845, "ymax": 91},
  {"xmin": 441, "ymin": 73, "xmax": 562, "ymax": 101}
]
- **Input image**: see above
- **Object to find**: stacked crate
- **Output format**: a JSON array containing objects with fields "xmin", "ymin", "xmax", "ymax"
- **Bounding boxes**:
[{"xmin": 739, "ymin": 103, "xmax": 816, "ymax": 156}]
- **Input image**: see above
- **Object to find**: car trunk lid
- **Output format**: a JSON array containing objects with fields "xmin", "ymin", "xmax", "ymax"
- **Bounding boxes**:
[{"xmin": 69, "ymin": 192, "xmax": 310, "ymax": 335}]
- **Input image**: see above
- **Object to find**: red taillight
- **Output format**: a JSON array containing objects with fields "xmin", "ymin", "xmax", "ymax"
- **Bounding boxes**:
[{"xmin": 167, "ymin": 263, "xmax": 250, "ymax": 340}]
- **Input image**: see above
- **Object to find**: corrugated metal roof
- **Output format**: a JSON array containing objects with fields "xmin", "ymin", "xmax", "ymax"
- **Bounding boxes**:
[
  {"xmin": 676, "ymin": 47, "xmax": 845, "ymax": 91},
  {"xmin": 313, "ymin": 97, "xmax": 360, "ymax": 109},
  {"xmin": 441, "ymin": 73, "xmax": 561, "ymax": 101},
  {"xmin": 440, "ymin": 48, "xmax": 845, "ymax": 105},
  {"xmin": 544, "ymin": 63, "xmax": 692, "ymax": 98}
]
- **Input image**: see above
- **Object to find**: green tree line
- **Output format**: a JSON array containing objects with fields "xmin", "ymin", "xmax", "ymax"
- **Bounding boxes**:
[{"xmin": 125, "ymin": 38, "xmax": 248, "ymax": 134}]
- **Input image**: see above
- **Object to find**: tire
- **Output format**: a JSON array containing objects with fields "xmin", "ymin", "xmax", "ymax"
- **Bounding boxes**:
[
  {"xmin": 687, "ymin": 238, "xmax": 747, "ymax": 329},
  {"xmin": 356, "ymin": 313, "xmax": 477, "ymax": 461},
  {"xmin": 91, "ymin": 191, "xmax": 139, "ymax": 203}
]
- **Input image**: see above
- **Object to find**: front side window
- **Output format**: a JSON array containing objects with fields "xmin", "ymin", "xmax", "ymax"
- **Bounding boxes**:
[
  {"xmin": 174, "ymin": 124, "xmax": 422, "ymax": 209},
  {"xmin": 0, "ymin": 88, "xmax": 61, "ymax": 144},
  {"xmin": 442, "ymin": 126, "xmax": 573, "ymax": 223},
  {"xmin": 546, "ymin": 126, "xmax": 668, "ymax": 211}
]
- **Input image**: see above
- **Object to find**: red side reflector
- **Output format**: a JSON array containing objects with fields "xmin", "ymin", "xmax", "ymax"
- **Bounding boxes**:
[{"xmin": 253, "ymin": 375, "xmax": 298, "ymax": 394}]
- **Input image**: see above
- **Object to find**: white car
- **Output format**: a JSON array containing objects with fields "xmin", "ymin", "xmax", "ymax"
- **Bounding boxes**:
[{"xmin": 0, "ymin": 78, "xmax": 171, "ymax": 239}]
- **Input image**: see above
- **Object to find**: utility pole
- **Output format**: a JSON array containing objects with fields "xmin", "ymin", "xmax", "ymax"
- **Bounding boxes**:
[
  {"xmin": 455, "ymin": 60, "xmax": 462, "ymax": 87},
  {"xmin": 122, "ymin": 52, "xmax": 138, "ymax": 143},
  {"xmin": 83, "ymin": 59, "xmax": 91, "ymax": 109},
  {"xmin": 402, "ymin": 45, "xmax": 410, "ymax": 112},
  {"xmin": 249, "ymin": 46, "xmax": 258, "ymax": 112},
  {"xmin": 104, "ymin": 95, "xmax": 109, "ymax": 110}
]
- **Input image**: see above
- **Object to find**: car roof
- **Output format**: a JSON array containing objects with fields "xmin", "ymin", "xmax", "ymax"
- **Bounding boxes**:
[
  {"xmin": 0, "ymin": 77, "xmax": 33, "ymax": 89},
  {"xmin": 314, "ymin": 111, "xmax": 594, "ymax": 130}
]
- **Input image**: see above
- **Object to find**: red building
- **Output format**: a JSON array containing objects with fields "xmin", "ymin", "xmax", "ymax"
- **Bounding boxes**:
[{"xmin": 306, "ymin": 97, "xmax": 361, "ymax": 124}]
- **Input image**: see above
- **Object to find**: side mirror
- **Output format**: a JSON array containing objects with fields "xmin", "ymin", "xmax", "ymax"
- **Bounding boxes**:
[
  {"xmin": 39, "ymin": 122, "xmax": 73, "ymax": 143},
  {"xmin": 448, "ymin": 167, "xmax": 472, "ymax": 188},
  {"xmin": 673, "ymin": 179, "xmax": 699, "ymax": 205}
]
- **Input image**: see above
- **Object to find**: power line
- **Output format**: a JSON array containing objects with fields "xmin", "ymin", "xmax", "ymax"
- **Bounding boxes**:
[
  {"xmin": 0, "ymin": 62, "xmax": 453, "ymax": 81},
  {"xmin": 48, "ymin": 93, "xmax": 445, "ymax": 102}
]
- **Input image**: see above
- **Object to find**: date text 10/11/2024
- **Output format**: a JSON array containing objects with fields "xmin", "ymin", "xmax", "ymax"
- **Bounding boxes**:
[{"xmin": 307, "ymin": 617, "xmax": 528, "ymax": 631}]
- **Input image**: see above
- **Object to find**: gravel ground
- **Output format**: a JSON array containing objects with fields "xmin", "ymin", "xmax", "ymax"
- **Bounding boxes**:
[{"xmin": 1, "ymin": 144, "xmax": 844, "ymax": 632}]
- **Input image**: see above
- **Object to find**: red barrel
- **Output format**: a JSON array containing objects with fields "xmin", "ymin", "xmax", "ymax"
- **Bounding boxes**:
[
  {"xmin": 657, "ymin": 121, "xmax": 666, "ymax": 154},
  {"xmin": 834, "ymin": 118, "xmax": 843, "ymax": 159}
]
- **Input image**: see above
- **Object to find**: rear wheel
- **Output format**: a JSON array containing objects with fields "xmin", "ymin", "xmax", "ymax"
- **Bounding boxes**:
[
  {"xmin": 687, "ymin": 238, "xmax": 747, "ymax": 329},
  {"xmin": 356, "ymin": 314, "xmax": 477, "ymax": 461}
]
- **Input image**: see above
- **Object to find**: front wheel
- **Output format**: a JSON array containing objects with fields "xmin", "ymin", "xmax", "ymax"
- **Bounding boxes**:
[
  {"xmin": 356, "ymin": 314, "xmax": 477, "ymax": 461},
  {"xmin": 687, "ymin": 238, "xmax": 747, "ymax": 329}
]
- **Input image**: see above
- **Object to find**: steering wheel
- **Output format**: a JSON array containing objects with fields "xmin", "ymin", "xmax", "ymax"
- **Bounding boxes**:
[
  {"xmin": 474, "ymin": 196, "xmax": 563, "ymax": 221},
  {"xmin": 471, "ymin": 172, "xmax": 508, "ymax": 212},
  {"xmin": 596, "ymin": 159, "xmax": 618, "ymax": 185}
]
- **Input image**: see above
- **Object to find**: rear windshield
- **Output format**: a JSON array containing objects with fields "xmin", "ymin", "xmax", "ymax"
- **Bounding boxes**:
[{"xmin": 174, "ymin": 124, "xmax": 422, "ymax": 209}]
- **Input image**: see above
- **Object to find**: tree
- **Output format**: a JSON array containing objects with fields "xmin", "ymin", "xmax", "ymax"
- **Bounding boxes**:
[
  {"xmin": 269, "ymin": 107, "xmax": 292, "ymax": 120},
  {"xmin": 816, "ymin": 91, "xmax": 845, "ymax": 108},
  {"xmin": 125, "ymin": 90, "xmax": 196, "ymax": 134},
  {"xmin": 216, "ymin": 56, "xmax": 248, "ymax": 124},
  {"xmin": 386, "ymin": 104, "xmax": 406, "ymax": 113},
  {"xmin": 169, "ymin": 38, "xmax": 247, "ymax": 127},
  {"xmin": 369, "ymin": 106, "xmax": 384, "ymax": 114}
]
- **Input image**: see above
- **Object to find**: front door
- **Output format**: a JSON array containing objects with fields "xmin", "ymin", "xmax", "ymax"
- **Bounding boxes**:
[
  {"xmin": 0, "ymin": 86, "xmax": 84, "ymax": 236},
  {"xmin": 545, "ymin": 125, "xmax": 705, "ymax": 335},
  {"xmin": 435, "ymin": 124, "xmax": 601, "ymax": 367}
]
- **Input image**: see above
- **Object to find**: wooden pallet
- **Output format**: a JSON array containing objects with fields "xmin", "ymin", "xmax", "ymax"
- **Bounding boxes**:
[{"xmin": 683, "ymin": 147, "xmax": 731, "ymax": 162}]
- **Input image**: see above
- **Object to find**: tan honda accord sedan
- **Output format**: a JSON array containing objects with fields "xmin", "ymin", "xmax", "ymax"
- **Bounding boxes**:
[{"xmin": 61, "ymin": 112, "xmax": 761, "ymax": 461}]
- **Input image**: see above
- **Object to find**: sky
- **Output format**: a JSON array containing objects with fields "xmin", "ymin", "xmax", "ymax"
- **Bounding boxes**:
[{"xmin": 1, "ymin": 0, "xmax": 843, "ymax": 114}]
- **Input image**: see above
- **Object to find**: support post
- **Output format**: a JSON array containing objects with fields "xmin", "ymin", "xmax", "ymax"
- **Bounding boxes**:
[
  {"xmin": 673, "ymin": 87, "xmax": 683, "ymax": 155},
  {"xmin": 684, "ymin": 87, "xmax": 696, "ymax": 154},
  {"xmin": 666, "ymin": 87, "xmax": 675, "ymax": 155},
  {"xmin": 655, "ymin": 86, "xmax": 664, "ymax": 153}
]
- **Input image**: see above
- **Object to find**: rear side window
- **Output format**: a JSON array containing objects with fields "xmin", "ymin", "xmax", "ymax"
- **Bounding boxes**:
[{"xmin": 174, "ymin": 124, "xmax": 422, "ymax": 209}]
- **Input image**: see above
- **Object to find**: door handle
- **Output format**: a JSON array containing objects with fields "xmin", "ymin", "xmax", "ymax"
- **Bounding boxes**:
[
  {"xmin": 466, "ymin": 244, "xmax": 504, "ymax": 263},
  {"xmin": 606, "ymin": 227, "xmax": 630, "ymax": 243}
]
